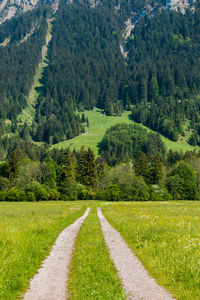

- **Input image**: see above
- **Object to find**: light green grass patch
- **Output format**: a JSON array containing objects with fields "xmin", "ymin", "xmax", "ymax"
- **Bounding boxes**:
[
  {"xmin": 68, "ymin": 207, "xmax": 125, "ymax": 300},
  {"xmin": 52, "ymin": 110, "xmax": 133, "ymax": 155},
  {"xmin": 52, "ymin": 109, "xmax": 199, "ymax": 155},
  {"xmin": 102, "ymin": 201, "xmax": 200, "ymax": 300},
  {"xmin": 0, "ymin": 201, "xmax": 86, "ymax": 300}
]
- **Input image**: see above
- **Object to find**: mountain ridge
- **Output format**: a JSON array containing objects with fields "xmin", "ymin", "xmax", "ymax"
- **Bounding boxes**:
[{"xmin": 1, "ymin": 0, "xmax": 200, "ymax": 157}]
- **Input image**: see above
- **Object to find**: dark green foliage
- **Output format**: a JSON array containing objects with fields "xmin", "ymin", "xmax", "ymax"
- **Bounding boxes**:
[
  {"xmin": 0, "ymin": 176, "xmax": 10, "ymax": 191},
  {"xmin": 2, "ymin": 0, "xmax": 200, "ymax": 146},
  {"xmin": 145, "ymin": 133, "xmax": 166, "ymax": 158},
  {"xmin": 59, "ymin": 149, "xmax": 76, "ymax": 181},
  {"xmin": 0, "ymin": 6, "xmax": 51, "ymax": 122},
  {"xmin": 8, "ymin": 149, "xmax": 20, "ymax": 180},
  {"xmin": 167, "ymin": 149, "xmax": 183, "ymax": 166},
  {"xmin": 101, "ymin": 184, "xmax": 121, "ymax": 201},
  {"xmin": 58, "ymin": 177, "xmax": 79, "ymax": 201},
  {"xmin": 147, "ymin": 185, "xmax": 172, "ymax": 201},
  {"xmin": 128, "ymin": 8, "xmax": 200, "ymax": 140},
  {"xmin": 166, "ymin": 162, "xmax": 199, "ymax": 199},
  {"xmin": 34, "ymin": 0, "xmax": 126, "ymax": 143},
  {"xmin": 97, "ymin": 164, "xmax": 150, "ymax": 201},
  {"xmin": 147, "ymin": 154, "xmax": 164, "ymax": 184},
  {"xmin": 41, "ymin": 157, "xmax": 57, "ymax": 189},
  {"xmin": 0, "ymin": 188, "xmax": 26, "ymax": 202},
  {"xmin": 100, "ymin": 123, "xmax": 165, "ymax": 166},
  {"xmin": 76, "ymin": 147, "xmax": 97, "ymax": 188},
  {"xmin": 1, "ymin": 139, "xmax": 200, "ymax": 201},
  {"xmin": 135, "ymin": 151, "xmax": 149, "ymax": 178},
  {"xmin": 26, "ymin": 192, "xmax": 36, "ymax": 202}
]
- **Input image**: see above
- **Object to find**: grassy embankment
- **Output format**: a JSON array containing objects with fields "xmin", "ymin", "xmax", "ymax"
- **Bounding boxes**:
[
  {"xmin": 102, "ymin": 201, "xmax": 200, "ymax": 300},
  {"xmin": 52, "ymin": 109, "xmax": 199, "ymax": 155},
  {"xmin": 68, "ymin": 206, "xmax": 125, "ymax": 300},
  {"xmin": 0, "ymin": 201, "xmax": 86, "ymax": 300}
]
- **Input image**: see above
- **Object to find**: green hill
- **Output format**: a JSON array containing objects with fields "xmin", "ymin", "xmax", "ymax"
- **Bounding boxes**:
[{"xmin": 52, "ymin": 110, "xmax": 199, "ymax": 155}]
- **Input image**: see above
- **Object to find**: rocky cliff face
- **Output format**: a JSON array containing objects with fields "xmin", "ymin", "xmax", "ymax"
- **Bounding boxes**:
[
  {"xmin": 166, "ymin": 0, "xmax": 196, "ymax": 13},
  {"xmin": 0, "ymin": 0, "xmax": 197, "ymax": 25},
  {"xmin": 0, "ymin": 0, "xmax": 50, "ymax": 24}
]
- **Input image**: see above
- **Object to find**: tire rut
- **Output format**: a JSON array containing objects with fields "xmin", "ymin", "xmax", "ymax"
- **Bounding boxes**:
[
  {"xmin": 97, "ymin": 207, "xmax": 174, "ymax": 300},
  {"xmin": 23, "ymin": 207, "xmax": 90, "ymax": 300}
]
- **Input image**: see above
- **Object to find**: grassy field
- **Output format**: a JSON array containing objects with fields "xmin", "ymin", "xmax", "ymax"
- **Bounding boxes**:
[
  {"xmin": 68, "ymin": 206, "xmax": 125, "ymax": 300},
  {"xmin": 102, "ymin": 201, "xmax": 200, "ymax": 300},
  {"xmin": 0, "ymin": 201, "xmax": 86, "ymax": 300},
  {"xmin": 52, "ymin": 109, "xmax": 199, "ymax": 155}
]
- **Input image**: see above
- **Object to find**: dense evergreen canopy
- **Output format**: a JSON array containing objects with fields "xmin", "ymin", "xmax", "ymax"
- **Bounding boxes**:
[
  {"xmin": 99, "ymin": 123, "xmax": 165, "ymax": 165},
  {"xmin": 0, "ymin": 6, "xmax": 51, "ymax": 122},
  {"xmin": 2, "ymin": 0, "xmax": 200, "ymax": 144}
]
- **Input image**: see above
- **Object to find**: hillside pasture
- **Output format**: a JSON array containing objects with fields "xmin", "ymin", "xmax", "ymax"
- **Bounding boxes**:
[{"xmin": 52, "ymin": 110, "xmax": 198, "ymax": 155}]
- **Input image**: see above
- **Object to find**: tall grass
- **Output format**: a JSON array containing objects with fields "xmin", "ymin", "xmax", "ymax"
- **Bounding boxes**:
[
  {"xmin": 102, "ymin": 201, "xmax": 200, "ymax": 300},
  {"xmin": 0, "ymin": 202, "xmax": 85, "ymax": 299}
]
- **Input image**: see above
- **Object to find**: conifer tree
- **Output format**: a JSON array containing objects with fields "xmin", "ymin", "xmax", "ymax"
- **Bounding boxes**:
[
  {"xmin": 76, "ymin": 147, "xmax": 97, "ymax": 188},
  {"xmin": 8, "ymin": 149, "xmax": 20, "ymax": 180},
  {"xmin": 135, "ymin": 151, "xmax": 149, "ymax": 179},
  {"xmin": 60, "ymin": 148, "xmax": 75, "ymax": 181}
]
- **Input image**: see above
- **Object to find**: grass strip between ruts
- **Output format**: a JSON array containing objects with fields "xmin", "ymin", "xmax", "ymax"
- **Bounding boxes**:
[{"xmin": 68, "ymin": 207, "xmax": 125, "ymax": 300}]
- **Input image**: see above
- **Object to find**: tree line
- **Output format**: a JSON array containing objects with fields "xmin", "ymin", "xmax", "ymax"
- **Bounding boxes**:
[{"xmin": 0, "ymin": 122, "xmax": 200, "ymax": 202}]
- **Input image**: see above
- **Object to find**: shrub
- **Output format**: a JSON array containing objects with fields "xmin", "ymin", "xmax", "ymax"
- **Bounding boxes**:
[
  {"xmin": 166, "ymin": 162, "xmax": 198, "ymax": 200},
  {"xmin": 25, "ymin": 182, "xmax": 49, "ymax": 201},
  {"xmin": 2, "ymin": 188, "xmax": 26, "ymax": 202},
  {"xmin": 103, "ymin": 185, "xmax": 121, "ymax": 201},
  {"xmin": 26, "ymin": 192, "xmax": 36, "ymax": 202},
  {"xmin": 47, "ymin": 189, "xmax": 60, "ymax": 201},
  {"xmin": 59, "ymin": 178, "xmax": 79, "ymax": 200},
  {"xmin": 0, "ymin": 176, "xmax": 10, "ymax": 191},
  {"xmin": 33, "ymin": 185, "xmax": 49, "ymax": 201},
  {"xmin": 60, "ymin": 194, "xmax": 70, "ymax": 201}
]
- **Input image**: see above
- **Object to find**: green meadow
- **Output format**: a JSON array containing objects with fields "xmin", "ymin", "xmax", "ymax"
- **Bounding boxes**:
[
  {"xmin": 102, "ymin": 201, "xmax": 200, "ymax": 300},
  {"xmin": 0, "ymin": 201, "xmax": 86, "ymax": 300},
  {"xmin": 52, "ymin": 109, "xmax": 199, "ymax": 155},
  {"xmin": 1, "ymin": 201, "xmax": 200, "ymax": 300}
]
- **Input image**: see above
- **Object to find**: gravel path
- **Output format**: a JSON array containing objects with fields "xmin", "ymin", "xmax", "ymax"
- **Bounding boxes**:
[
  {"xmin": 97, "ymin": 207, "xmax": 174, "ymax": 300},
  {"xmin": 23, "ymin": 208, "xmax": 90, "ymax": 300}
]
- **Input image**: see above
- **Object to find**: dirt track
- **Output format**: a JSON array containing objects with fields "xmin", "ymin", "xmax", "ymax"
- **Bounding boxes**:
[
  {"xmin": 23, "ymin": 208, "xmax": 90, "ymax": 300},
  {"xmin": 98, "ymin": 207, "xmax": 174, "ymax": 300}
]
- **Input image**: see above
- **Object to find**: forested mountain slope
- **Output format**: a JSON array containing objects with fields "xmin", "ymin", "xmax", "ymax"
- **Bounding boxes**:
[
  {"xmin": 1, "ymin": 0, "xmax": 200, "ymax": 155},
  {"xmin": 0, "ymin": 6, "xmax": 51, "ymax": 122}
]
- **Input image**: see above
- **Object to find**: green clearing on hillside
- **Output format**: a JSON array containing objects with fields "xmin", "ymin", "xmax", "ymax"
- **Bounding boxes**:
[
  {"xmin": 0, "ymin": 201, "xmax": 86, "ymax": 300},
  {"xmin": 102, "ymin": 201, "xmax": 200, "ymax": 300},
  {"xmin": 68, "ymin": 206, "xmax": 125, "ymax": 300},
  {"xmin": 52, "ymin": 109, "xmax": 199, "ymax": 155}
]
